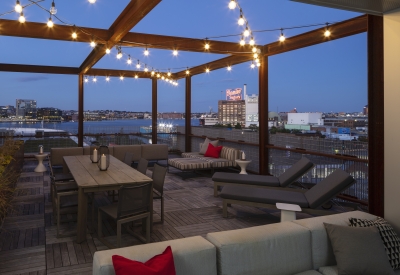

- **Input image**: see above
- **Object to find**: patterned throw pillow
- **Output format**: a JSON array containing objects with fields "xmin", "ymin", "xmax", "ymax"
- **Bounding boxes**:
[{"xmin": 349, "ymin": 217, "xmax": 400, "ymax": 270}]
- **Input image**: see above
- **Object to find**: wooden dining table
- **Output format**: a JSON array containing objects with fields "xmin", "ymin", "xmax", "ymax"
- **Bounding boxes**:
[{"xmin": 63, "ymin": 155, "xmax": 153, "ymax": 243}]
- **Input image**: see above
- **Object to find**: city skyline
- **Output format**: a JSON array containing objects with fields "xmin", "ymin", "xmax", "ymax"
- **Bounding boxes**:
[{"xmin": 0, "ymin": 0, "xmax": 366, "ymax": 113}]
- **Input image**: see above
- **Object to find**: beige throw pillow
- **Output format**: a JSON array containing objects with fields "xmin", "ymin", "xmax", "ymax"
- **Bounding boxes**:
[{"xmin": 199, "ymin": 138, "xmax": 219, "ymax": 155}]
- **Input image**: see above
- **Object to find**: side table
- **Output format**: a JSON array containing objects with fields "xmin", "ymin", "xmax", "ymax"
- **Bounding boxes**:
[
  {"xmin": 34, "ymin": 154, "xmax": 48, "ymax": 173},
  {"xmin": 235, "ymin": 159, "xmax": 251, "ymax": 174}
]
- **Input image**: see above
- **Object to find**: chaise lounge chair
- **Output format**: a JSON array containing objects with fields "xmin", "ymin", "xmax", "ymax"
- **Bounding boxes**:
[
  {"xmin": 220, "ymin": 169, "xmax": 355, "ymax": 218},
  {"xmin": 212, "ymin": 157, "xmax": 314, "ymax": 196}
]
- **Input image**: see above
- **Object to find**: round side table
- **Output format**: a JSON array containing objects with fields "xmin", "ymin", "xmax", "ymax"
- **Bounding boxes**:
[
  {"xmin": 34, "ymin": 154, "xmax": 48, "ymax": 173},
  {"xmin": 235, "ymin": 159, "xmax": 251, "ymax": 174}
]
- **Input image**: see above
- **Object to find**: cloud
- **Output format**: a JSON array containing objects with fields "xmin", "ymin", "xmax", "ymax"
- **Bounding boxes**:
[{"xmin": 16, "ymin": 76, "xmax": 49, "ymax": 82}]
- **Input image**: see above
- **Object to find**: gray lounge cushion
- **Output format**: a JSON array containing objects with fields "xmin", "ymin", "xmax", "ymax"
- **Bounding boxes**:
[
  {"xmin": 212, "ymin": 172, "xmax": 280, "ymax": 187},
  {"xmin": 324, "ymin": 223, "xmax": 395, "ymax": 275},
  {"xmin": 305, "ymin": 169, "xmax": 354, "ymax": 209},
  {"xmin": 278, "ymin": 157, "xmax": 314, "ymax": 187},
  {"xmin": 220, "ymin": 185, "xmax": 310, "ymax": 208},
  {"xmin": 199, "ymin": 138, "xmax": 219, "ymax": 155}
]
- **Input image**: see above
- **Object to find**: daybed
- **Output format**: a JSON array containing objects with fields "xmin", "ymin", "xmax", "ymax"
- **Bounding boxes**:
[{"xmin": 92, "ymin": 210, "xmax": 397, "ymax": 275}]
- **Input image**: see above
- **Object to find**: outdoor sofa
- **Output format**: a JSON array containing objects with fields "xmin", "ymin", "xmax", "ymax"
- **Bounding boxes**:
[{"xmin": 92, "ymin": 210, "xmax": 396, "ymax": 275}]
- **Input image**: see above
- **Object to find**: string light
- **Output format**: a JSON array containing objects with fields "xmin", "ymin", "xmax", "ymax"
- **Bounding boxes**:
[
  {"xmin": 90, "ymin": 35, "xmax": 96, "ymax": 48},
  {"xmin": 255, "ymin": 58, "xmax": 260, "ymax": 63},
  {"xmin": 72, "ymin": 26, "xmax": 77, "ymax": 39},
  {"xmin": 239, "ymin": 36, "xmax": 245, "ymax": 46},
  {"xmin": 127, "ymin": 55, "xmax": 132, "ymax": 64},
  {"xmin": 116, "ymin": 47, "xmax": 122, "ymax": 59},
  {"xmin": 250, "ymin": 62, "xmax": 255, "ymax": 69},
  {"xmin": 256, "ymin": 62, "xmax": 261, "ymax": 67},
  {"xmin": 279, "ymin": 29, "xmax": 285, "ymax": 42},
  {"xmin": 204, "ymin": 38, "xmax": 210, "ymax": 50},
  {"xmin": 253, "ymin": 53, "xmax": 258, "ymax": 59},
  {"xmin": 144, "ymin": 65, "xmax": 148, "ymax": 72},
  {"xmin": 161, "ymin": 76, "xmax": 165, "ymax": 80},
  {"xmin": 84, "ymin": 76, "xmax": 88, "ymax": 83},
  {"xmin": 157, "ymin": 73, "xmax": 161, "ymax": 78},
  {"xmin": 50, "ymin": 1, "xmax": 57, "ymax": 15},
  {"xmin": 15, "ymin": 0, "xmax": 22, "ymax": 13},
  {"xmin": 47, "ymin": 16, "xmax": 54, "ymax": 28},
  {"xmin": 105, "ymin": 47, "xmax": 110, "ymax": 54},
  {"xmin": 92, "ymin": 76, "xmax": 97, "ymax": 82},
  {"xmin": 135, "ymin": 75, "xmax": 138, "ymax": 79},
  {"xmin": 324, "ymin": 23, "xmax": 331, "ymax": 37},
  {"xmin": 172, "ymin": 49, "xmax": 178, "ymax": 56},
  {"xmin": 88, "ymin": 0, "xmax": 96, "ymax": 3},
  {"xmin": 18, "ymin": 12, "xmax": 25, "ymax": 23},
  {"xmin": 249, "ymin": 37, "xmax": 255, "ymax": 46},
  {"xmin": 136, "ymin": 60, "xmax": 141, "ymax": 69},
  {"xmin": 186, "ymin": 68, "xmax": 190, "ymax": 75},
  {"xmin": 167, "ymin": 70, "xmax": 171, "ymax": 77},
  {"xmin": 243, "ymin": 26, "xmax": 250, "ymax": 37},
  {"xmin": 228, "ymin": 0, "xmax": 237, "ymax": 9},
  {"xmin": 144, "ymin": 47, "xmax": 149, "ymax": 56},
  {"xmin": 238, "ymin": 10, "xmax": 245, "ymax": 26},
  {"xmin": 227, "ymin": 66, "xmax": 232, "ymax": 71},
  {"xmin": 252, "ymin": 47, "xmax": 257, "ymax": 53},
  {"xmin": 106, "ymin": 77, "xmax": 110, "ymax": 82},
  {"xmin": 120, "ymin": 76, "xmax": 124, "ymax": 80},
  {"xmin": 151, "ymin": 69, "xmax": 155, "ymax": 76},
  {"xmin": 206, "ymin": 68, "xmax": 210, "ymax": 73}
]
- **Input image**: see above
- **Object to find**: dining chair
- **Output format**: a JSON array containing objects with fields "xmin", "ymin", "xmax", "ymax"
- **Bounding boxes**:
[
  {"xmin": 123, "ymin": 152, "xmax": 134, "ymax": 167},
  {"xmin": 98, "ymin": 182, "xmax": 152, "ymax": 248},
  {"xmin": 152, "ymin": 164, "xmax": 167, "ymax": 223},
  {"xmin": 136, "ymin": 158, "xmax": 149, "ymax": 175}
]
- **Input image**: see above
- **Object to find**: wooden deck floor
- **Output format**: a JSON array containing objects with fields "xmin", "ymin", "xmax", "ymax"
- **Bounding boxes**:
[{"xmin": 0, "ymin": 157, "xmax": 315, "ymax": 275}]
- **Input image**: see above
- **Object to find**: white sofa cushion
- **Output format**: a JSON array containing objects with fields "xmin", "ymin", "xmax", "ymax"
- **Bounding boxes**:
[
  {"xmin": 206, "ymin": 222, "xmax": 313, "ymax": 275},
  {"xmin": 92, "ymin": 236, "xmax": 217, "ymax": 275},
  {"xmin": 293, "ymin": 210, "xmax": 377, "ymax": 269}
]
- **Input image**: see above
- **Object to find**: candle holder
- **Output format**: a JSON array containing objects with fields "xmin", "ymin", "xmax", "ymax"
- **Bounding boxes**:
[
  {"xmin": 90, "ymin": 141, "xmax": 100, "ymax": 163},
  {"xmin": 97, "ymin": 145, "xmax": 110, "ymax": 171}
]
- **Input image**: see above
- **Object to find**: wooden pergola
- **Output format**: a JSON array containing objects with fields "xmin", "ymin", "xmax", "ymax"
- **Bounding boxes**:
[{"xmin": 0, "ymin": 1, "xmax": 383, "ymax": 216}]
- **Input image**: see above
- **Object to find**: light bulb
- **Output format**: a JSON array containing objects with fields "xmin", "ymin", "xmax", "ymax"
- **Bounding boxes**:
[
  {"xmin": 136, "ymin": 61, "xmax": 141, "ymax": 69},
  {"xmin": 116, "ymin": 49, "xmax": 122, "ymax": 59},
  {"xmin": 228, "ymin": 0, "xmax": 236, "ymax": 9},
  {"xmin": 279, "ymin": 30, "xmax": 285, "ymax": 42},
  {"xmin": 90, "ymin": 41, "xmax": 96, "ymax": 48},
  {"xmin": 253, "ymin": 53, "xmax": 258, "ymax": 59},
  {"xmin": 89, "ymin": 0, "xmax": 96, "ymax": 3},
  {"xmin": 206, "ymin": 68, "xmax": 210, "ymax": 73},
  {"xmin": 252, "ymin": 47, "xmax": 257, "ymax": 53},
  {"xmin": 161, "ymin": 76, "xmax": 165, "ymax": 80},
  {"xmin": 238, "ymin": 15, "xmax": 245, "ymax": 26},
  {"xmin": 249, "ymin": 37, "xmax": 255, "ymax": 46},
  {"xmin": 250, "ymin": 62, "xmax": 255, "ymax": 69},
  {"xmin": 105, "ymin": 48, "xmax": 110, "ymax": 54},
  {"xmin": 255, "ymin": 58, "xmax": 260, "ymax": 63},
  {"xmin": 47, "ymin": 17, "xmax": 54, "ymax": 28},
  {"xmin": 144, "ymin": 67, "xmax": 148, "ymax": 72},
  {"xmin": 84, "ymin": 77, "xmax": 88, "ymax": 83},
  {"xmin": 173, "ymin": 50, "xmax": 178, "ymax": 56},
  {"xmin": 19, "ymin": 12, "xmax": 25, "ymax": 23},
  {"xmin": 157, "ymin": 73, "xmax": 160, "ymax": 78},
  {"xmin": 127, "ymin": 56, "xmax": 132, "ymax": 64},
  {"xmin": 106, "ymin": 77, "xmax": 110, "ymax": 82},
  {"xmin": 144, "ymin": 48, "xmax": 149, "ymax": 56},
  {"xmin": 120, "ymin": 76, "xmax": 124, "ymax": 80},
  {"xmin": 256, "ymin": 62, "xmax": 261, "ymax": 67},
  {"xmin": 239, "ymin": 37, "xmax": 245, "ymax": 46},
  {"xmin": 167, "ymin": 71, "xmax": 171, "ymax": 77},
  {"xmin": 205, "ymin": 42, "xmax": 210, "ymax": 50},
  {"xmin": 50, "ymin": 1, "xmax": 57, "ymax": 15},
  {"xmin": 15, "ymin": 1, "xmax": 22, "ymax": 13},
  {"xmin": 72, "ymin": 32, "xmax": 77, "ymax": 39},
  {"xmin": 151, "ymin": 70, "xmax": 155, "ymax": 76},
  {"xmin": 243, "ymin": 27, "xmax": 250, "ymax": 37},
  {"xmin": 186, "ymin": 69, "xmax": 190, "ymax": 75},
  {"xmin": 93, "ymin": 77, "xmax": 97, "ymax": 82},
  {"xmin": 324, "ymin": 29, "xmax": 331, "ymax": 37},
  {"xmin": 135, "ymin": 75, "xmax": 138, "ymax": 79},
  {"xmin": 227, "ymin": 66, "xmax": 232, "ymax": 71}
]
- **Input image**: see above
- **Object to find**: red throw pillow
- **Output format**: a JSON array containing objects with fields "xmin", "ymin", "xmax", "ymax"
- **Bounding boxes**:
[
  {"xmin": 204, "ymin": 143, "xmax": 223, "ymax": 158},
  {"xmin": 112, "ymin": 246, "xmax": 176, "ymax": 275}
]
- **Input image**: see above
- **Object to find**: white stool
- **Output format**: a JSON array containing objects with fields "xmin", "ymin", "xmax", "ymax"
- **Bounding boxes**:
[{"xmin": 34, "ymin": 154, "xmax": 48, "ymax": 173}]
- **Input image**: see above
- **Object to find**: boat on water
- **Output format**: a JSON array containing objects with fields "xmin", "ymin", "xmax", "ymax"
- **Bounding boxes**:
[{"xmin": 199, "ymin": 108, "xmax": 219, "ymax": 126}]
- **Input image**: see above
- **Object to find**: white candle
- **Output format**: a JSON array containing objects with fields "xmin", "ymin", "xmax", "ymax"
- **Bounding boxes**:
[
  {"xmin": 242, "ymin": 151, "xmax": 246, "ymax": 160},
  {"xmin": 93, "ymin": 149, "xmax": 98, "ymax": 162},
  {"xmin": 39, "ymin": 146, "xmax": 43, "ymax": 154},
  {"xmin": 100, "ymin": 154, "xmax": 106, "ymax": 170}
]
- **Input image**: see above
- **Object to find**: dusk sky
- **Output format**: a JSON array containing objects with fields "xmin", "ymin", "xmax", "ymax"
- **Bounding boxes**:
[{"xmin": 0, "ymin": 0, "xmax": 366, "ymax": 113}]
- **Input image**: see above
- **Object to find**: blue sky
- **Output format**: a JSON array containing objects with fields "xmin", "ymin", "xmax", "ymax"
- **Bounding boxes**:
[{"xmin": 0, "ymin": 0, "xmax": 366, "ymax": 113}]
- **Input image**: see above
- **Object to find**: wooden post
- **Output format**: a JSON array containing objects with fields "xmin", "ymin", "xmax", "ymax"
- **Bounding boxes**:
[
  {"xmin": 259, "ymin": 55, "xmax": 269, "ymax": 175},
  {"xmin": 185, "ymin": 76, "xmax": 192, "ymax": 152},
  {"xmin": 152, "ymin": 78, "xmax": 157, "ymax": 144},
  {"xmin": 367, "ymin": 15, "xmax": 384, "ymax": 216},
  {"xmin": 78, "ymin": 74, "xmax": 84, "ymax": 147}
]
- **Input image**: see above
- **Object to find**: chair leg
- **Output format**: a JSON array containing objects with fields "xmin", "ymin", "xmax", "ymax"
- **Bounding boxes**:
[
  {"xmin": 146, "ymin": 215, "xmax": 150, "ymax": 243},
  {"xmin": 117, "ymin": 221, "xmax": 122, "ymax": 248},
  {"xmin": 161, "ymin": 197, "xmax": 164, "ymax": 223},
  {"xmin": 98, "ymin": 211, "xmax": 102, "ymax": 238}
]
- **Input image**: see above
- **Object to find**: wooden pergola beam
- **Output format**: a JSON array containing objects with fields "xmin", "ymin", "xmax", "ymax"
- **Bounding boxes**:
[
  {"xmin": 87, "ymin": 68, "xmax": 154, "ymax": 79},
  {"xmin": 0, "ymin": 19, "xmax": 253, "ymax": 55},
  {"xmin": 263, "ymin": 14, "xmax": 367, "ymax": 56},
  {"xmin": 0, "ymin": 63, "xmax": 79, "ymax": 75},
  {"xmin": 79, "ymin": 0, "xmax": 161, "ymax": 74}
]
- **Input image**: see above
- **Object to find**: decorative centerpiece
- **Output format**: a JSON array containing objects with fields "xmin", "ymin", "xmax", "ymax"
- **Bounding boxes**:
[
  {"xmin": 90, "ymin": 142, "xmax": 100, "ymax": 163},
  {"xmin": 38, "ymin": 145, "xmax": 44, "ymax": 155},
  {"xmin": 241, "ymin": 150, "xmax": 246, "ymax": 160},
  {"xmin": 97, "ymin": 145, "xmax": 110, "ymax": 171}
]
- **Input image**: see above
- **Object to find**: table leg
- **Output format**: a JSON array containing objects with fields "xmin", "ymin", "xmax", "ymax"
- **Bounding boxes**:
[{"xmin": 76, "ymin": 188, "xmax": 88, "ymax": 243}]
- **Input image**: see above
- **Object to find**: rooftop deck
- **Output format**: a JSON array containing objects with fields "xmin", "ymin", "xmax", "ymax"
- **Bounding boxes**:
[{"xmin": 0, "ymin": 156, "xmax": 317, "ymax": 275}]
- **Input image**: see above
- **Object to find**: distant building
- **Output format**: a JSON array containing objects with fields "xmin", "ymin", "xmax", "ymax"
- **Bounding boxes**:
[
  {"xmin": 218, "ymin": 88, "xmax": 246, "ymax": 126},
  {"xmin": 37, "ymin": 108, "xmax": 62, "ymax": 122},
  {"xmin": 16, "ymin": 99, "xmax": 37, "ymax": 118},
  {"xmin": 363, "ymin": 105, "xmax": 368, "ymax": 115},
  {"xmin": 0, "ymin": 105, "xmax": 15, "ymax": 117},
  {"xmin": 159, "ymin": 112, "xmax": 183, "ymax": 119},
  {"xmin": 243, "ymin": 84, "xmax": 259, "ymax": 127},
  {"xmin": 285, "ymin": 112, "xmax": 323, "ymax": 131}
]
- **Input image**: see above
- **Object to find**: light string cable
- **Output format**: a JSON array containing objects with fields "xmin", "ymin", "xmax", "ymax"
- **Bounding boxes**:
[{"xmin": 0, "ymin": 0, "xmax": 45, "ymax": 17}]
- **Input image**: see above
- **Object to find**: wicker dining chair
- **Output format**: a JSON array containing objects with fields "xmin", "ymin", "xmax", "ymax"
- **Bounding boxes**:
[
  {"xmin": 98, "ymin": 182, "xmax": 152, "ymax": 248},
  {"xmin": 136, "ymin": 158, "xmax": 149, "ymax": 175}
]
